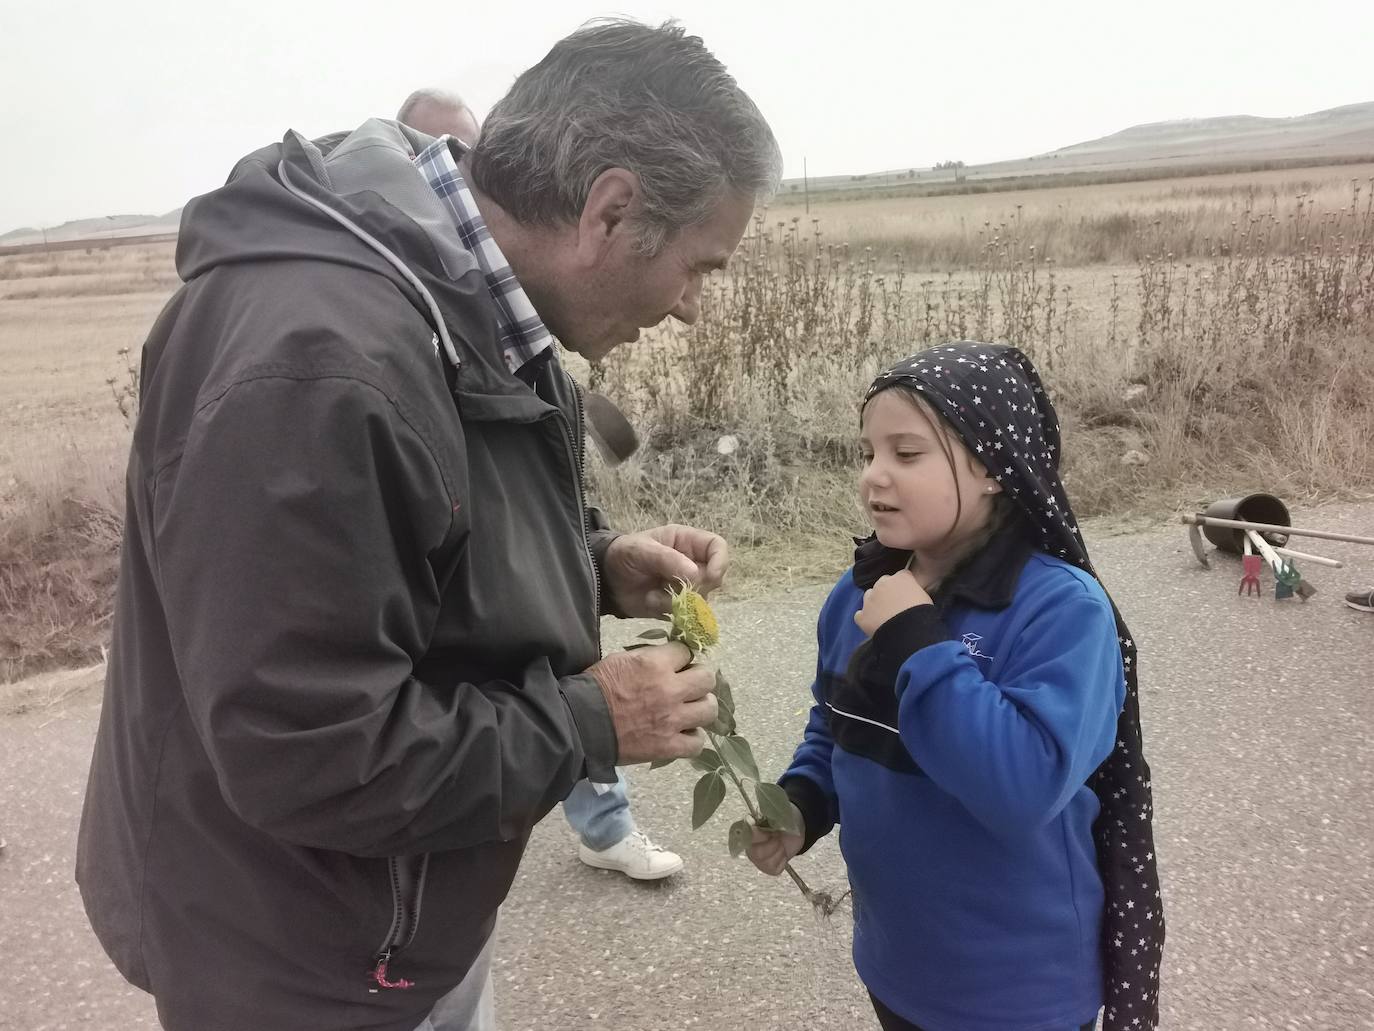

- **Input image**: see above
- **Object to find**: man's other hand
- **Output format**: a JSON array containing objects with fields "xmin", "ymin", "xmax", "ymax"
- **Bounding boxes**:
[{"xmin": 603, "ymin": 524, "xmax": 728, "ymax": 618}]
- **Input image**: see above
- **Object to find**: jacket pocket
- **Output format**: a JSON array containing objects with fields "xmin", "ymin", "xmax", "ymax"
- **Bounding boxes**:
[{"xmin": 369, "ymin": 853, "xmax": 429, "ymax": 990}]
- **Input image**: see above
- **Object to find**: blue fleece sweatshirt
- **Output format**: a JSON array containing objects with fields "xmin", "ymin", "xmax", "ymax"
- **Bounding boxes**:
[{"xmin": 782, "ymin": 537, "xmax": 1126, "ymax": 1031}]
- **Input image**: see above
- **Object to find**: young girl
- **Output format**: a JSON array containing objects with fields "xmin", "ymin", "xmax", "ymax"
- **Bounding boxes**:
[{"xmin": 749, "ymin": 343, "xmax": 1163, "ymax": 1031}]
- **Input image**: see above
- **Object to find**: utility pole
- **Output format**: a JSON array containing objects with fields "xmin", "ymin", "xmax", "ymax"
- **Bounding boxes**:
[{"xmin": 803, "ymin": 156, "xmax": 809, "ymax": 216}]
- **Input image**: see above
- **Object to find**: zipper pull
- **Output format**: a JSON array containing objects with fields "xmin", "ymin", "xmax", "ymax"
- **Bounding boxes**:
[{"xmin": 371, "ymin": 949, "xmax": 414, "ymax": 990}]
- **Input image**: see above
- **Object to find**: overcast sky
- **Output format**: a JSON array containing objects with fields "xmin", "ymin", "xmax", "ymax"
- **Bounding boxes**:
[{"xmin": 3, "ymin": 0, "xmax": 1370, "ymax": 232}]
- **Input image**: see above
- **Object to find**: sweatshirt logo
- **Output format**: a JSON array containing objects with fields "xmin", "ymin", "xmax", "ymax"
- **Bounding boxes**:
[{"xmin": 961, "ymin": 633, "xmax": 993, "ymax": 661}]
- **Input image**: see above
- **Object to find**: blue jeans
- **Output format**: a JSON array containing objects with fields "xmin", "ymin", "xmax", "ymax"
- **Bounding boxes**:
[{"xmin": 562, "ymin": 769, "xmax": 634, "ymax": 850}]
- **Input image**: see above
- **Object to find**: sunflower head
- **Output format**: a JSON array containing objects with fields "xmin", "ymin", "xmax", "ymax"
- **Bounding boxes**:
[{"xmin": 668, "ymin": 579, "xmax": 720, "ymax": 652}]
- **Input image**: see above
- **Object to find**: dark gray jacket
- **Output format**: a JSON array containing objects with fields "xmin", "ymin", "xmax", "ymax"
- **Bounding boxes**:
[{"xmin": 76, "ymin": 120, "xmax": 619, "ymax": 1031}]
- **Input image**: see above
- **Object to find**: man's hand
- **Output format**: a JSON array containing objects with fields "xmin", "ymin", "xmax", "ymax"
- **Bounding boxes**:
[
  {"xmin": 854, "ymin": 570, "xmax": 931, "ymax": 637},
  {"xmin": 586, "ymin": 642, "xmax": 718, "ymax": 764},
  {"xmin": 603, "ymin": 524, "xmax": 728, "ymax": 618},
  {"xmin": 746, "ymin": 812, "xmax": 804, "ymax": 876}
]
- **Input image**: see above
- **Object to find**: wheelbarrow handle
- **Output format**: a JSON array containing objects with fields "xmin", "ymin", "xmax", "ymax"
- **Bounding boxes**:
[{"xmin": 1180, "ymin": 513, "xmax": 1374, "ymax": 547}]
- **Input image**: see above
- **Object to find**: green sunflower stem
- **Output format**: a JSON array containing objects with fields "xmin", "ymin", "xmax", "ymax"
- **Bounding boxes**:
[{"xmin": 705, "ymin": 729, "xmax": 817, "ymax": 905}]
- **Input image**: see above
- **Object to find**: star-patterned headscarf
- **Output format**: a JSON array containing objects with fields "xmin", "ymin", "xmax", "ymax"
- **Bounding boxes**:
[{"xmin": 865, "ymin": 342, "xmax": 1165, "ymax": 1031}]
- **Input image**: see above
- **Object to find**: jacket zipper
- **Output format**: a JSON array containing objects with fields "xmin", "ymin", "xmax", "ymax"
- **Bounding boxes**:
[
  {"xmin": 368, "ymin": 383, "xmax": 588, "ymax": 992},
  {"xmin": 370, "ymin": 854, "xmax": 429, "ymax": 990},
  {"xmin": 368, "ymin": 392, "xmax": 597, "ymax": 993}
]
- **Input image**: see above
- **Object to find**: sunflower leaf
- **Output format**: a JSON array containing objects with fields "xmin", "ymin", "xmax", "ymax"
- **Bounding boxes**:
[
  {"xmin": 754, "ymin": 782, "xmax": 802, "ymax": 835},
  {"xmin": 690, "ymin": 748, "xmax": 723, "ymax": 773},
  {"xmin": 691, "ymin": 771, "xmax": 726, "ymax": 829},
  {"xmin": 714, "ymin": 671, "xmax": 735, "ymax": 714},
  {"xmin": 716, "ymin": 734, "xmax": 759, "ymax": 783}
]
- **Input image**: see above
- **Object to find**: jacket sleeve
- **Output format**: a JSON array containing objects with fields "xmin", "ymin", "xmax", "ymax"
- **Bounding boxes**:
[
  {"xmin": 586, "ymin": 521, "xmax": 626, "ymax": 618},
  {"xmin": 871, "ymin": 575, "xmax": 1124, "ymax": 839},
  {"xmin": 153, "ymin": 373, "xmax": 614, "ymax": 857},
  {"xmin": 779, "ymin": 586, "xmax": 846, "ymax": 852}
]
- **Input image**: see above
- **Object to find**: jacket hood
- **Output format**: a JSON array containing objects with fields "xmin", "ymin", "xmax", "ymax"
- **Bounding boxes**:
[
  {"xmin": 173, "ymin": 120, "xmax": 528, "ymax": 394},
  {"xmin": 178, "ymin": 120, "xmax": 477, "ymax": 285}
]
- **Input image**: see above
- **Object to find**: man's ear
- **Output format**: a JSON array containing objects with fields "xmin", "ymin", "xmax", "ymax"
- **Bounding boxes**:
[{"xmin": 575, "ymin": 168, "xmax": 638, "ymax": 264}]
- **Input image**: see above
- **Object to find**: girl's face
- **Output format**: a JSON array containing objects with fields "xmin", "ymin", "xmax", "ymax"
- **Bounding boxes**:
[{"xmin": 858, "ymin": 389, "xmax": 1001, "ymax": 556}]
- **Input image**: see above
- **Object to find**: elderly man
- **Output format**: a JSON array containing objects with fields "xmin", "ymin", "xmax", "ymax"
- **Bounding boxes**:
[
  {"xmin": 398, "ymin": 86, "xmax": 685, "ymax": 883},
  {"xmin": 76, "ymin": 19, "xmax": 779, "ymax": 1031}
]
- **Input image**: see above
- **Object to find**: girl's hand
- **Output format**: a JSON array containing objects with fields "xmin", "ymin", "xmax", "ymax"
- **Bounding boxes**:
[
  {"xmin": 746, "ymin": 816, "xmax": 804, "ymax": 876},
  {"xmin": 855, "ymin": 570, "xmax": 931, "ymax": 636}
]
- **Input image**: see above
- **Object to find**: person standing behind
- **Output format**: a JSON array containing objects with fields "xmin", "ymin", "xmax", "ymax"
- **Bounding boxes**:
[
  {"xmin": 396, "ymin": 88, "xmax": 481, "ymax": 147},
  {"xmin": 78, "ymin": 20, "xmax": 778, "ymax": 1031},
  {"xmin": 397, "ymin": 85, "xmax": 683, "ymax": 880}
]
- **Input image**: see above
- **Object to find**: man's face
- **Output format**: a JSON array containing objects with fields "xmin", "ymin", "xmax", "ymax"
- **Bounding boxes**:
[{"xmin": 552, "ymin": 190, "xmax": 755, "ymax": 362}]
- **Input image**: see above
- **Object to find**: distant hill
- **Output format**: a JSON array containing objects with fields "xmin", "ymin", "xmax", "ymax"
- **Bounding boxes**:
[
  {"xmin": 1043, "ymin": 101, "xmax": 1374, "ymax": 163},
  {"xmin": 791, "ymin": 100, "xmax": 1374, "ymax": 198},
  {"xmin": 0, "ymin": 209, "xmax": 183, "ymax": 248}
]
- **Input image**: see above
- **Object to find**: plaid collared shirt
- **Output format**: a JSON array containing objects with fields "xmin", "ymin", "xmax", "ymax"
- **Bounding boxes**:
[{"xmin": 414, "ymin": 136, "xmax": 555, "ymax": 375}]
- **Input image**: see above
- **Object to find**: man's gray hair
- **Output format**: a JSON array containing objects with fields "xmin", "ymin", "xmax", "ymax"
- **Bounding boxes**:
[
  {"xmin": 396, "ymin": 88, "xmax": 471, "ymax": 124},
  {"xmin": 468, "ymin": 19, "xmax": 781, "ymax": 254}
]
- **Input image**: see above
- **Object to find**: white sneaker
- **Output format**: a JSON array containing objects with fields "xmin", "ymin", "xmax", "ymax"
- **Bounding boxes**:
[{"xmin": 578, "ymin": 830, "xmax": 684, "ymax": 880}]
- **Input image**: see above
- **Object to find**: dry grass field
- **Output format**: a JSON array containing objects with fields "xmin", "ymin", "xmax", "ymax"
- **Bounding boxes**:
[
  {"xmin": 0, "ymin": 242, "xmax": 176, "ymax": 680},
  {"xmin": 2, "ymin": 161, "xmax": 1373, "ymax": 681},
  {"xmin": 774, "ymin": 162, "xmax": 1374, "ymax": 267},
  {"xmin": 0, "ymin": 243, "xmax": 174, "ymax": 512}
]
